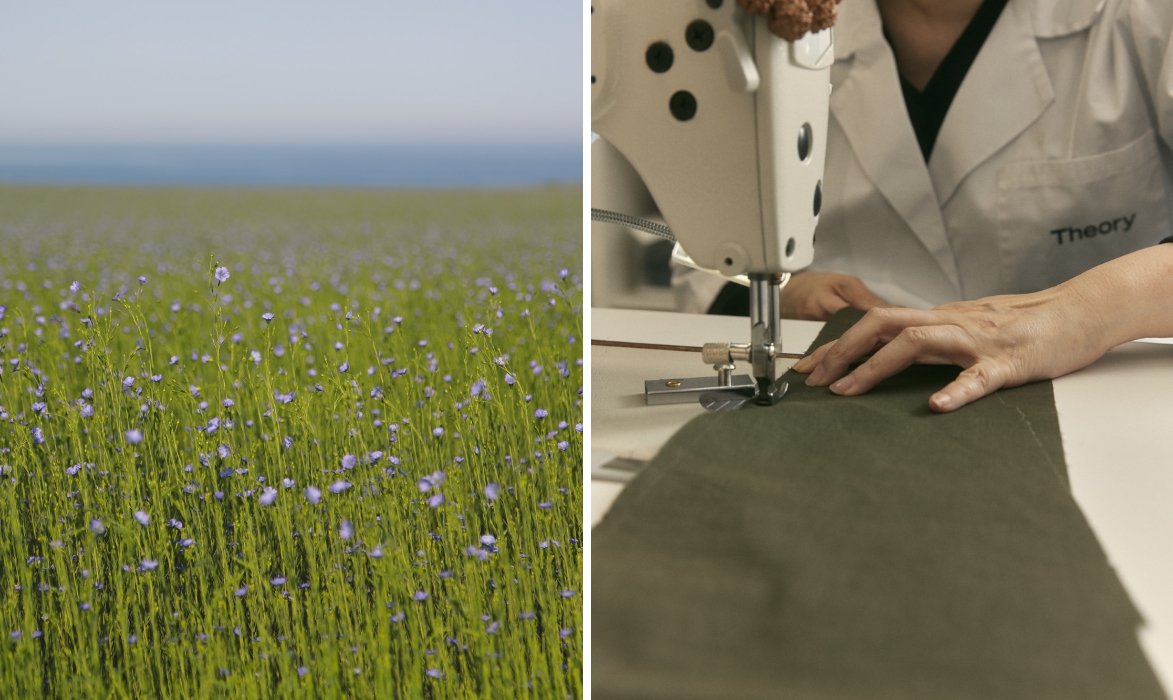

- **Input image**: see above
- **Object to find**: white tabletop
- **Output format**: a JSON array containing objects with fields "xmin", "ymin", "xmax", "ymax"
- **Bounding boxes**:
[{"xmin": 592, "ymin": 306, "xmax": 1173, "ymax": 692}]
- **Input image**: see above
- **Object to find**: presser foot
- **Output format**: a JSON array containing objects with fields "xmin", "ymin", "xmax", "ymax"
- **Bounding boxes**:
[
  {"xmin": 698, "ymin": 378, "xmax": 787, "ymax": 412},
  {"xmin": 755, "ymin": 378, "xmax": 789, "ymax": 406}
]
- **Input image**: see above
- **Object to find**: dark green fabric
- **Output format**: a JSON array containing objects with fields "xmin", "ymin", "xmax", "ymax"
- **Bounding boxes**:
[{"xmin": 594, "ymin": 308, "xmax": 1164, "ymax": 700}]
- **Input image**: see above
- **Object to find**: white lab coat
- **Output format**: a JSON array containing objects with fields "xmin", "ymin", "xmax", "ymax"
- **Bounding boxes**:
[{"xmin": 674, "ymin": 0, "xmax": 1173, "ymax": 312}]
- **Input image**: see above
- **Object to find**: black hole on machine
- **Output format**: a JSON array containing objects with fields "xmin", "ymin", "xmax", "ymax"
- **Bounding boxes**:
[
  {"xmin": 686, "ymin": 20, "xmax": 715, "ymax": 51},
  {"xmin": 813, "ymin": 181, "xmax": 823, "ymax": 216},
  {"xmin": 591, "ymin": 76, "xmax": 596, "ymax": 84},
  {"xmin": 785, "ymin": 238, "xmax": 796, "ymax": 257},
  {"xmin": 646, "ymin": 42, "xmax": 674, "ymax": 73},
  {"xmin": 670, "ymin": 91, "xmax": 697, "ymax": 121},
  {"xmin": 797, "ymin": 123, "xmax": 812, "ymax": 161},
  {"xmin": 724, "ymin": 257, "xmax": 733, "ymax": 266},
  {"xmin": 707, "ymin": 0, "xmax": 723, "ymax": 7}
]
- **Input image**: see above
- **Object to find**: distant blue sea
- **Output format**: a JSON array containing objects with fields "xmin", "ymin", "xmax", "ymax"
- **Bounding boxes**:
[{"xmin": 0, "ymin": 143, "xmax": 582, "ymax": 188}]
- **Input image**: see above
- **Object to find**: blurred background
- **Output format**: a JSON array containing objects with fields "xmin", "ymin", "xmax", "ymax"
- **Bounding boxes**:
[{"xmin": 0, "ymin": 1, "xmax": 581, "ymax": 188}]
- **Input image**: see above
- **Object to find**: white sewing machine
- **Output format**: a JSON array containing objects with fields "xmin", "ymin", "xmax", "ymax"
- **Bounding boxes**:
[{"xmin": 591, "ymin": 0, "xmax": 834, "ymax": 409}]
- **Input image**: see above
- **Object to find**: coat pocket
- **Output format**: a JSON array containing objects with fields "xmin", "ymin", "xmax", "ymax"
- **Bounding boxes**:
[{"xmin": 996, "ymin": 130, "xmax": 1172, "ymax": 294}]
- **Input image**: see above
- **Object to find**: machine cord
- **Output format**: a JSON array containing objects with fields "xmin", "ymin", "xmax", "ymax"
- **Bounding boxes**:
[{"xmin": 590, "ymin": 208, "xmax": 676, "ymax": 242}]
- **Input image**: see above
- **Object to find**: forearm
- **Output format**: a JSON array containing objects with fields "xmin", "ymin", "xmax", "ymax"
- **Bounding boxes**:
[{"xmin": 1060, "ymin": 243, "xmax": 1173, "ymax": 352}]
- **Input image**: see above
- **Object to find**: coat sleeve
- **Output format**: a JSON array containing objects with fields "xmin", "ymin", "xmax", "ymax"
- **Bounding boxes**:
[{"xmin": 1128, "ymin": 0, "xmax": 1173, "ymax": 150}]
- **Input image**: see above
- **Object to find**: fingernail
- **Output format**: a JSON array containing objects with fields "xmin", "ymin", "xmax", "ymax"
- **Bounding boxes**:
[
  {"xmin": 830, "ymin": 375, "xmax": 855, "ymax": 394},
  {"xmin": 806, "ymin": 366, "xmax": 825, "ymax": 386},
  {"xmin": 932, "ymin": 393, "xmax": 952, "ymax": 410}
]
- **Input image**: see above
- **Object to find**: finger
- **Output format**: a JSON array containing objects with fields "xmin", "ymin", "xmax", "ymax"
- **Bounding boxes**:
[
  {"xmin": 812, "ymin": 293, "xmax": 850, "ymax": 321},
  {"xmin": 828, "ymin": 324, "xmax": 971, "ymax": 396},
  {"xmin": 836, "ymin": 279, "xmax": 889, "ymax": 312},
  {"xmin": 792, "ymin": 339, "xmax": 838, "ymax": 373},
  {"xmin": 807, "ymin": 307, "xmax": 946, "ymax": 386},
  {"xmin": 929, "ymin": 363, "xmax": 1009, "ymax": 412}
]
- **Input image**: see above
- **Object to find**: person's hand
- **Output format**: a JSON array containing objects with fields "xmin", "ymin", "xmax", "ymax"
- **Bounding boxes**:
[
  {"xmin": 791, "ymin": 246, "xmax": 1173, "ymax": 412},
  {"xmin": 779, "ymin": 271, "xmax": 890, "ymax": 321}
]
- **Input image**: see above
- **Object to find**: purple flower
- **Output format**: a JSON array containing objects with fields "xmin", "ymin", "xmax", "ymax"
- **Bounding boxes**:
[
  {"xmin": 329, "ymin": 480, "xmax": 352, "ymax": 494},
  {"xmin": 123, "ymin": 376, "xmax": 135, "ymax": 388},
  {"xmin": 504, "ymin": 373, "xmax": 516, "ymax": 385},
  {"xmin": 298, "ymin": 666, "xmax": 308, "ymax": 677},
  {"xmin": 140, "ymin": 559, "xmax": 159, "ymax": 571},
  {"xmin": 259, "ymin": 487, "xmax": 277, "ymax": 506},
  {"xmin": 557, "ymin": 441, "xmax": 569, "ymax": 451},
  {"xmin": 390, "ymin": 612, "xmax": 405, "ymax": 623},
  {"xmin": 89, "ymin": 518, "xmax": 105, "ymax": 534},
  {"xmin": 282, "ymin": 478, "xmax": 295, "ymax": 488},
  {"xmin": 222, "ymin": 398, "xmax": 234, "ymax": 408},
  {"xmin": 413, "ymin": 591, "xmax": 428, "ymax": 601},
  {"xmin": 217, "ymin": 444, "xmax": 231, "ymax": 459},
  {"xmin": 417, "ymin": 471, "xmax": 445, "ymax": 493},
  {"xmin": 470, "ymin": 379, "xmax": 486, "ymax": 397},
  {"xmin": 339, "ymin": 362, "xmax": 349, "ymax": 373},
  {"xmin": 480, "ymin": 534, "xmax": 496, "ymax": 546},
  {"xmin": 214, "ymin": 266, "xmax": 230, "ymax": 283},
  {"xmin": 539, "ymin": 501, "xmax": 553, "ymax": 509},
  {"xmin": 339, "ymin": 520, "xmax": 354, "ymax": 540},
  {"xmin": 283, "ymin": 436, "xmax": 293, "ymax": 449},
  {"xmin": 70, "ymin": 281, "xmax": 80, "ymax": 293},
  {"xmin": 31, "ymin": 427, "xmax": 45, "ymax": 445},
  {"xmin": 486, "ymin": 621, "xmax": 500, "ymax": 634},
  {"xmin": 270, "ymin": 576, "xmax": 286, "ymax": 586},
  {"xmin": 235, "ymin": 586, "xmax": 248, "ymax": 597},
  {"xmin": 425, "ymin": 668, "xmax": 444, "ymax": 679},
  {"xmin": 517, "ymin": 612, "xmax": 535, "ymax": 620},
  {"xmin": 560, "ymin": 628, "xmax": 572, "ymax": 639},
  {"xmin": 369, "ymin": 544, "xmax": 384, "ymax": 559},
  {"xmin": 261, "ymin": 312, "xmax": 274, "ymax": 323},
  {"xmin": 432, "ymin": 427, "xmax": 445, "ymax": 438},
  {"xmin": 80, "ymin": 404, "xmax": 93, "ymax": 418},
  {"xmin": 134, "ymin": 510, "xmax": 150, "ymax": 526},
  {"xmin": 534, "ymin": 408, "xmax": 548, "ymax": 419},
  {"xmin": 484, "ymin": 483, "xmax": 499, "ymax": 501},
  {"xmin": 304, "ymin": 486, "xmax": 322, "ymax": 504},
  {"xmin": 125, "ymin": 429, "xmax": 143, "ymax": 445},
  {"xmin": 341, "ymin": 454, "xmax": 356, "ymax": 470},
  {"xmin": 179, "ymin": 538, "xmax": 195, "ymax": 548},
  {"xmin": 575, "ymin": 422, "xmax": 583, "ymax": 433},
  {"xmin": 138, "ymin": 275, "xmax": 148, "ymax": 284},
  {"xmin": 560, "ymin": 589, "xmax": 577, "ymax": 598},
  {"xmin": 427, "ymin": 493, "xmax": 445, "ymax": 508},
  {"xmin": 32, "ymin": 402, "xmax": 46, "ymax": 415}
]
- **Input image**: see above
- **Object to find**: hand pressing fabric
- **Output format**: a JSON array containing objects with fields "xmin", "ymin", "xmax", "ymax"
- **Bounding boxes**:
[
  {"xmin": 737, "ymin": 0, "xmax": 842, "ymax": 42},
  {"xmin": 779, "ymin": 270, "xmax": 890, "ymax": 321},
  {"xmin": 792, "ymin": 245, "xmax": 1173, "ymax": 412}
]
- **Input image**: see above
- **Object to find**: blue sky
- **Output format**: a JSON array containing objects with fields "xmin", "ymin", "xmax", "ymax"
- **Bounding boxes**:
[{"xmin": 0, "ymin": 2, "xmax": 583, "ymax": 145}]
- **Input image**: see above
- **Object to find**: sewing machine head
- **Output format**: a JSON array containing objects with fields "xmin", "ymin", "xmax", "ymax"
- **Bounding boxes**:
[{"xmin": 591, "ymin": 0, "xmax": 835, "ymax": 407}]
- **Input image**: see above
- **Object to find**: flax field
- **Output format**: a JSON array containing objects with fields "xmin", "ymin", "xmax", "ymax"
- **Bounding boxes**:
[{"xmin": 0, "ymin": 186, "xmax": 583, "ymax": 698}]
